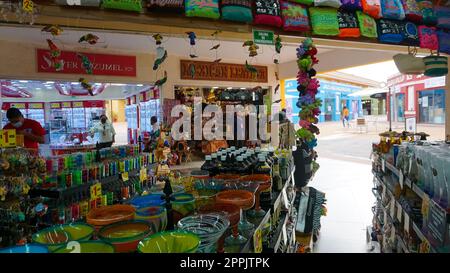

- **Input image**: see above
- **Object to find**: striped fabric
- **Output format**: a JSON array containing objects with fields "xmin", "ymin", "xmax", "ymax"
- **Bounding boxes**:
[{"xmin": 423, "ymin": 56, "xmax": 448, "ymax": 77}]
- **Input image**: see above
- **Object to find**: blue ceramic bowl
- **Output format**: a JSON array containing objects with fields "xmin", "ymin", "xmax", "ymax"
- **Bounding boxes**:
[{"xmin": 0, "ymin": 244, "xmax": 48, "ymax": 253}]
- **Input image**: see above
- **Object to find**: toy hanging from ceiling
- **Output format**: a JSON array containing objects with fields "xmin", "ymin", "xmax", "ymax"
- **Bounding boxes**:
[
  {"xmin": 79, "ymin": 33, "xmax": 100, "ymax": 45},
  {"xmin": 54, "ymin": 81, "xmax": 107, "ymax": 96},
  {"xmin": 152, "ymin": 34, "xmax": 169, "ymax": 92},
  {"xmin": 77, "ymin": 53, "xmax": 93, "ymax": 74},
  {"xmin": 186, "ymin": 32, "xmax": 198, "ymax": 58},
  {"xmin": 210, "ymin": 30, "xmax": 222, "ymax": 63},
  {"xmin": 46, "ymin": 39, "xmax": 64, "ymax": 71},
  {"xmin": 273, "ymin": 35, "xmax": 282, "ymax": 96},
  {"xmin": 41, "ymin": 25, "xmax": 64, "ymax": 37},
  {"xmin": 243, "ymin": 40, "xmax": 262, "ymax": 80}
]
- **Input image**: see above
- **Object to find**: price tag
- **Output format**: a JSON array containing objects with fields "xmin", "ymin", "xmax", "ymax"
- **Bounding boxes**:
[
  {"xmin": 22, "ymin": 0, "xmax": 34, "ymax": 13},
  {"xmin": 382, "ymin": 159, "xmax": 386, "ymax": 173},
  {"xmin": 399, "ymin": 171, "xmax": 404, "ymax": 189},
  {"xmin": 0, "ymin": 129, "xmax": 17, "ymax": 148},
  {"xmin": 404, "ymin": 211, "xmax": 410, "ymax": 233},
  {"xmin": 122, "ymin": 172, "xmax": 129, "ymax": 182},
  {"xmin": 253, "ymin": 228, "xmax": 263, "ymax": 253},
  {"xmin": 140, "ymin": 168, "xmax": 147, "ymax": 183},
  {"xmin": 90, "ymin": 182, "xmax": 101, "ymax": 201},
  {"xmin": 390, "ymin": 199, "xmax": 396, "ymax": 219},
  {"xmin": 397, "ymin": 203, "xmax": 403, "ymax": 222},
  {"xmin": 119, "ymin": 161, "xmax": 125, "ymax": 173}
]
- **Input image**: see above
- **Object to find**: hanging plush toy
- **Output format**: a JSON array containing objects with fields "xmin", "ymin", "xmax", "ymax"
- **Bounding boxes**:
[
  {"xmin": 153, "ymin": 34, "xmax": 163, "ymax": 45},
  {"xmin": 153, "ymin": 46, "xmax": 168, "ymax": 71},
  {"xmin": 243, "ymin": 41, "xmax": 259, "ymax": 58},
  {"xmin": 79, "ymin": 78, "xmax": 94, "ymax": 96},
  {"xmin": 245, "ymin": 61, "xmax": 258, "ymax": 79},
  {"xmin": 79, "ymin": 33, "xmax": 100, "ymax": 45},
  {"xmin": 42, "ymin": 25, "xmax": 63, "ymax": 36},
  {"xmin": 46, "ymin": 39, "xmax": 61, "ymax": 58},
  {"xmin": 210, "ymin": 30, "xmax": 222, "ymax": 63},
  {"xmin": 275, "ymin": 35, "xmax": 283, "ymax": 54},
  {"xmin": 77, "ymin": 53, "xmax": 93, "ymax": 74},
  {"xmin": 186, "ymin": 32, "xmax": 196, "ymax": 46},
  {"xmin": 210, "ymin": 44, "xmax": 220, "ymax": 50},
  {"xmin": 46, "ymin": 39, "xmax": 64, "ymax": 71}
]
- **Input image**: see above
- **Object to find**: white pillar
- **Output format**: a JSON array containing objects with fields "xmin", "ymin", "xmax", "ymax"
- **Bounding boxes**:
[{"xmin": 446, "ymin": 61, "xmax": 450, "ymax": 141}]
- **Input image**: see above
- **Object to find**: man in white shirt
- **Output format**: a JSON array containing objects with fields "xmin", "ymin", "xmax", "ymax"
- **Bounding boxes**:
[{"xmin": 90, "ymin": 114, "xmax": 116, "ymax": 148}]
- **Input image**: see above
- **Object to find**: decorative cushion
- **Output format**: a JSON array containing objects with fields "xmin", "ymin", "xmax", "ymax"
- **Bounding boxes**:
[
  {"xmin": 417, "ymin": 0, "xmax": 437, "ymax": 26},
  {"xmin": 380, "ymin": 0, "xmax": 405, "ymax": 20},
  {"xmin": 309, "ymin": 7, "xmax": 340, "ymax": 36},
  {"xmin": 314, "ymin": 0, "xmax": 342, "ymax": 8},
  {"xmin": 437, "ymin": 30, "xmax": 450, "ymax": 55},
  {"xmin": 340, "ymin": 0, "xmax": 363, "ymax": 10},
  {"xmin": 146, "ymin": 0, "xmax": 184, "ymax": 12},
  {"xmin": 55, "ymin": 0, "xmax": 101, "ymax": 6},
  {"xmin": 435, "ymin": 6, "xmax": 450, "ymax": 30},
  {"xmin": 221, "ymin": 0, "xmax": 253, "ymax": 22},
  {"xmin": 403, "ymin": 21, "xmax": 419, "ymax": 46},
  {"xmin": 377, "ymin": 19, "xmax": 405, "ymax": 44},
  {"xmin": 362, "ymin": 0, "xmax": 382, "ymax": 19},
  {"xmin": 356, "ymin": 10, "xmax": 378, "ymax": 38},
  {"xmin": 338, "ymin": 10, "xmax": 361, "ymax": 37},
  {"xmin": 101, "ymin": 0, "xmax": 143, "ymax": 12},
  {"xmin": 185, "ymin": 0, "xmax": 220, "ymax": 19},
  {"xmin": 281, "ymin": 1, "xmax": 310, "ymax": 32},
  {"xmin": 254, "ymin": 0, "xmax": 283, "ymax": 27},
  {"xmin": 401, "ymin": 0, "xmax": 422, "ymax": 22},
  {"xmin": 418, "ymin": 25, "xmax": 438, "ymax": 50}
]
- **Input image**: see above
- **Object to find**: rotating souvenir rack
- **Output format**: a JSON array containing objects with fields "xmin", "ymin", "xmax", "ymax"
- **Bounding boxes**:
[{"xmin": 371, "ymin": 132, "xmax": 450, "ymax": 253}]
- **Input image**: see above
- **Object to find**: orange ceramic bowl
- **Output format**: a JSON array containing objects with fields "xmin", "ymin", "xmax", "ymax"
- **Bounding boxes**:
[
  {"xmin": 86, "ymin": 205, "xmax": 136, "ymax": 231},
  {"xmin": 216, "ymin": 190, "xmax": 255, "ymax": 211}
]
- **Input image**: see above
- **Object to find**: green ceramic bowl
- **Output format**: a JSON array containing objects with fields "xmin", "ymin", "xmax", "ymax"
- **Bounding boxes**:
[
  {"xmin": 59, "ymin": 223, "xmax": 95, "ymax": 241},
  {"xmin": 137, "ymin": 231, "xmax": 200, "ymax": 253},
  {"xmin": 32, "ymin": 226, "xmax": 71, "ymax": 252},
  {"xmin": 53, "ymin": 241, "xmax": 115, "ymax": 253}
]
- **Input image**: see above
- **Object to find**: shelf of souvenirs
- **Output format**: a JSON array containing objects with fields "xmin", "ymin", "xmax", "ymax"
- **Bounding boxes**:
[{"xmin": 373, "ymin": 172, "xmax": 441, "ymax": 253}]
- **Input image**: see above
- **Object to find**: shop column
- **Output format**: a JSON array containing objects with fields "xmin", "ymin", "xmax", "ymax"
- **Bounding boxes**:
[{"xmin": 446, "ymin": 61, "xmax": 450, "ymax": 141}]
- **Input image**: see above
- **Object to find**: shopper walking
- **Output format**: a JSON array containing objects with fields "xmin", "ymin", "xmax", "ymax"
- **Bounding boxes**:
[
  {"xmin": 3, "ymin": 107, "xmax": 46, "ymax": 149},
  {"xmin": 342, "ymin": 106, "xmax": 350, "ymax": 127},
  {"xmin": 90, "ymin": 114, "xmax": 116, "ymax": 149}
]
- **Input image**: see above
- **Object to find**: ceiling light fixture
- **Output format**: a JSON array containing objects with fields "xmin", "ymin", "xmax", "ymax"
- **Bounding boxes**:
[
  {"xmin": 46, "ymin": 81, "xmax": 55, "ymax": 84},
  {"xmin": 240, "ymin": 87, "xmax": 246, "ymax": 90},
  {"xmin": 227, "ymin": 87, "xmax": 233, "ymax": 90},
  {"xmin": 19, "ymin": 80, "xmax": 29, "ymax": 83},
  {"xmin": 212, "ymin": 87, "xmax": 219, "ymax": 89}
]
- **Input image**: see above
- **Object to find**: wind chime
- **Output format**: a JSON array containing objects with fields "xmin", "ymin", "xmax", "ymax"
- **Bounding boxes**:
[
  {"xmin": 152, "ymin": 34, "xmax": 168, "ymax": 93},
  {"xmin": 242, "ymin": 40, "xmax": 260, "ymax": 80},
  {"xmin": 273, "ymin": 35, "xmax": 282, "ymax": 100},
  {"xmin": 296, "ymin": 38, "xmax": 321, "ymax": 150},
  {"xmin": 210, "ymin": 30, "xmax": 222, "ymax": 63}
]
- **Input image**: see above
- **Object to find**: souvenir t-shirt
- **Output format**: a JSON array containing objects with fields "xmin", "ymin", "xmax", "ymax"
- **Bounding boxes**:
[
  {"xmin": 338, "ymin": 10, "xmax": 361, "ymax": 37},
  {"xmin": 403, "ymin": 21, "xmax": 419, "ymax": 46},
  {"xmin": 418, "ymin": 0, "xmax": 437, "ymax": 25},
  {"xmin": 435, "ymin": 6, "xmax": 450, "ymax": 29},
  {"xmin": 418, "ymin": 25, "xmax": 438, "ymax": 50},
  {"xmin": 221, "ymin": 0, "xmax": 253, "ymax": 22},
  {"xmin": 3, "ymin": 118, "xmax": 46, "ymax": 149},
  {"xmin": 309, "ymin": 7, "xmax": 340, "ymax": 36},
  {"xmin": 289, "ymin": 0, "xmax": 314, "ymax": 5},
  {"xmin": 185, "ymin": 0, "xmax": 220, "ymax": 19},
  {"xmin": 101, "ymin": 0, "xmax": 143, "ymax": 12},
  {"xmin": 314, "ymin": 0, "xmax": 342, "ymax": 8},
  {"xmin": 147, "ymin": 0, "xmax": 184, "ymax": 12},
  {"xmin": 362, "ymin": 0, "xmax": 382, "ymax": 19},
  {"xmin": 340, "ymin": 0, "xmax": 363, "ymax": 10},
  {"xmin": 437, "ymin": 30, "xmax": 450, "ymax": 54},
  {"xmin": 401, "ymin": 0, "xmax": 422, "ymax": 22},
  {"xmin": 380, "ymin": 0, "xmax": 405, "ymax": 20}
]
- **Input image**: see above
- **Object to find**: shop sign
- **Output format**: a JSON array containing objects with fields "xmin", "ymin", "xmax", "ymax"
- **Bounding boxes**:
[
  {"xmin": 253, "ymin": 29, "xmax": 274, "ymax": 45},
  {"xmin": 90, "ymin": 182, "xmax": 102, "ymax": 201},
  {"xmin": 424, "ymin": 76, "xmax": 446, "ymax": 89},
  {"xmin": 50, "ymin": 102, "xmax": 61, "ymax": 109},
  {"xmin": 72, "ymin": 102, "xmax": 83, "ymax": 108},
  {"xmin": 37, "ymin": 49, "xmax": 137, "ymax": 77},
  {"xmin": 180, "ymin": 60, "xmax": 268, "ymax": 83},
  {"xmin": 62, "ymin": 102, "xmax": 72, "ymax": 108},
  {"xmin": 28, "ymin": 103, "xmax": 44, "ymax": 109},
  {"xmin": 426, "ymin": 199, "xmax": 448, "ymax": 247}
]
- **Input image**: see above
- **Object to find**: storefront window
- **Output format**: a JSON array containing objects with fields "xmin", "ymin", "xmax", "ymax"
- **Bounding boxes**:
[
  {"xmin": 396, "ymin": 93, "xmax": 405, "ymax": 122},
  {"xmin": 418, "ymin": 89, "xmax": 445, "ymax": 124}
]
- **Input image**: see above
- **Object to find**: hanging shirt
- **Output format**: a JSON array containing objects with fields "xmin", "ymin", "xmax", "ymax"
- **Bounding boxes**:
[
  {"xmin": 3, "ymin": 118, "xmax": 46, "ymax": 149},
  {"xmin": 90, "ymin": 121, "xmax": 116, "ymax": 143}
]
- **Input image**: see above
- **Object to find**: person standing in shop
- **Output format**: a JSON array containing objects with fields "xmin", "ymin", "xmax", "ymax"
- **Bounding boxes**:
[
  {"xmin": 3, "ymin": 107, "xmax": 46, "ymax": 149},
  {"xmin": 342, "ymin": 106, "xmax": 350, "ymax": 127},
  {"xmin": 144, "ymin": 116, "xmax": 160, "ymax": 152},
  {"xmin": 90, "ymin": 114, "xmax": 116, "ymax": 149}
]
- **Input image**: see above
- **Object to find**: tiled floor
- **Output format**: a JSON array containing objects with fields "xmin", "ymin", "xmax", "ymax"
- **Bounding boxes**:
[{"xmin": 310, "ymin": 157, "xmax": 375, "ymax": 253}]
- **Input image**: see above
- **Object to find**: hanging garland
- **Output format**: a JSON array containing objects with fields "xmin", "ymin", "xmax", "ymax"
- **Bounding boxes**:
[
  {"xmin": 296, "ymin": 38, "xmax": 321, "ymax": 151},
  {"xmin": 152, "ymin": 34, "xmax": 169, "ymax": 92}
]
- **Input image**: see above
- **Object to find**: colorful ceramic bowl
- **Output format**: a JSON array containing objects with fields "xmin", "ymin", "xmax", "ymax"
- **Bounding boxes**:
[
  {"xmin": 98, "ymin": 220, "xmax": 155, "ymax": 253},
  {"xmin": 52, "ymin": 241, "xmax": 115, "ymax": 253},
  {"xmin": 129, "ymin": 194, "xmax": 165, "ymax": 210},
  {"xmin": 32, "ymin": 226, "xmax": 71, "ymax": 252},
  {"xmin": 0, "ymin": 244, "xmax": 48, "ymax": 253},
  {"xmin": 135, "ymin": 206, "xmax": 168, "ymax": 232},
  {"xmin": 216, "ymin": 190, "xmax": 255, "ymax": 211},
  {"xmin": 58, "ymin": 223, "xmax": 95, "ymax": 241},
  {"xmin": 86, "ymin": 204, "xmax": 136, "ymax": 231},
  {"xmin": 137, "ymin": 231, "xmax": 200, "ymax": 253},
  {"xmin": 177, "ymin": 213, "xmax": 230, "ymax": 253},
  {"xmin": 172, "ymin": 193, "xmax": 196, "ymax": 224}
]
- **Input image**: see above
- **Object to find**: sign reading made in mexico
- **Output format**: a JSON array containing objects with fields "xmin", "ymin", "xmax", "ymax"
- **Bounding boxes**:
[{"xmin": 180, "ymin": 60, "xmax": 268, "ymax": 83}]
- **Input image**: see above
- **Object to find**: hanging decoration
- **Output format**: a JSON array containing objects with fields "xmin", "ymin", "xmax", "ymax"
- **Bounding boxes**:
[
  {"xmin": 151, "ymin": 34, "xmax": 169, "ymax": 92},
  {"xmin": 153, "ymin": 46, "xmax": 168, "ymax": 70},
  {"xmin": 79, "ymin": 78, "xmax": 94, "ymax": 96},
  {"xmin": 152, "ymin": 34, "xmax": 163, "ymax": 45},
  {"xmin": 154, "ymin": 71, "xmax": 168, "ymax": 89},
  {"xmin": 210, "ymin": 30, "xmax": 222, "ymax": 63},
  {"xmin": 245, "ymin": 61, "xmax": 258, "ymax": 79},
  {"xmin": 186, "ymin": 32, "xmax": 198, "ymax": 58},
  {"xmin": 296, "ymin": 38, "xmax": 322, "ymax": 151},
  {"xmin": 273, "ymin": 35, "xmax": 282, "ymax": 97},
  {"xmin": 1, "ymin": 0, "xmax": 39, "ymax": 24},
  {"xmin": 77, "ymin": 53, "xmax": 93, "ymax": 74},
  {"xmin": 243, "ymin": 41, "xmax": 259, "ymax": 57},
  {"xmin": 41, "ymin": 25, "xmax": 64, "ymax": 36},
  {"xmin": 78, "ymin": 33, "xmax": 100, "ymax": 45},
  {"xmin": 46, "ymin": 39, "xmax": 64, "ymax": 71}
]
